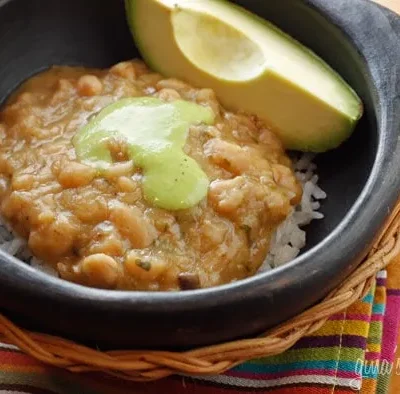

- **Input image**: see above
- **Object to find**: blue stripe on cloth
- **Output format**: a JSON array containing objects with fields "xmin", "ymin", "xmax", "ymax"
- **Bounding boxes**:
[
  {"xmin": 363, "ymin": 293, "xmax": 374, "ymax": 303},
  {"xmin": 233, "ymin": 360, "xmax": 358, "ymax": 374},
  {"xmin": 372, "ymin": 303, "xmax": 385, "ymax": 314}
]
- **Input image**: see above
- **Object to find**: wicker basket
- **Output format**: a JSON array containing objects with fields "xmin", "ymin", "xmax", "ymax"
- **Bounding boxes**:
[{"xmin": 0, "ymin": 200, "xmax": 399, "ymax": 382}]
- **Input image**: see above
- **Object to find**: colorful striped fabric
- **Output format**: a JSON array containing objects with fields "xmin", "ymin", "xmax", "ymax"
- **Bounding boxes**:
[
  {"xmin": 377, "ymin": 260, "xmax": 400, "ymax": 394},
  {"xmin": 0, "ymin": 263, "xmax": 399, "ymax": 393},
  {"xmin": 360, "ymin": 272, "xmax": 386, "ymax": 393}
]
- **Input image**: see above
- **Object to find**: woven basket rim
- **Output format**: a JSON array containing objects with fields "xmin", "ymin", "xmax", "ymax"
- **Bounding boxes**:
[{"xmin": 0, "ymin": 199, "xmax": 399, "ymax": 382}]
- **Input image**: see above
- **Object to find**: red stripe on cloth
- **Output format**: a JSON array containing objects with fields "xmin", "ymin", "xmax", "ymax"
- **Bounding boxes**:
[
  {"xmin": 0, "ymin": 351, "xmax": 43, "ymax": 367},
  {"xmin": 225, "ymin": 368, "xmax": 359, "ymax": 380},
  {"xmin": 169, "ymin": 380, "xmax": 349, "ymax": 394},
  {"xmin": 365, "ymin": 351, "xmax": 382, "ymax": 361},
  {"xmin": 370, "ymin": 314, "xmax": 385, "ymax": 321}
]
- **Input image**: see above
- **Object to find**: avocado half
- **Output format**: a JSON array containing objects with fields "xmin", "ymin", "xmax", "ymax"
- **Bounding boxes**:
[{"xmin": 125, "ymin": 0, "xmax": 363, "ymax": 152}]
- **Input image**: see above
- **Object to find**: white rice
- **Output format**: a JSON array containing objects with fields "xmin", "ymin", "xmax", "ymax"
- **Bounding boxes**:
[
  {"xmin": 0, "ymin": 153, "xmax": 326, "ymax": 279},
  {"xmin": 261, "ymin": 153, "xmax": 326, "ymax": 271}
]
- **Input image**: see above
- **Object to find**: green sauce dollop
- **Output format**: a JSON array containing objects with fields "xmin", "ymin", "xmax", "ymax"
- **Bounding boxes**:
[{"xmin": 73, "ymin": 97, "xmax": 215, "ymax": 210}]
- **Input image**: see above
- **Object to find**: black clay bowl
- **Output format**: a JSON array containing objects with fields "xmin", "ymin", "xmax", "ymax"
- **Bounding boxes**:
[{"xmin": 0, "ymin": 0, "xmax": 400, "ymax": 349}]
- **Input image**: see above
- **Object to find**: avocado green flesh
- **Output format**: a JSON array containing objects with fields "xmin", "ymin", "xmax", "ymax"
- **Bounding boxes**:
[
  {"xmin": 125, "ymin": 0, "xmax": 363, "ymax": 152},
  {"xmin": 73, "ymin": 97, "xmax": 215, "ymax": 210}
]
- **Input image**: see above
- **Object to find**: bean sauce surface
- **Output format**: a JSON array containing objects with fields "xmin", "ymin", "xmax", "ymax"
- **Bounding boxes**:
[{"xmin": 0, "ymin": 60, "xmax": 302, "ymax": 290}]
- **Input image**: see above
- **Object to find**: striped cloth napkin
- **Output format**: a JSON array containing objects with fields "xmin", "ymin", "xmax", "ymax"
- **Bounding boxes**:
[{"xmin": 0, "ymin": 258, "xmax": 399, "ymax": 393}]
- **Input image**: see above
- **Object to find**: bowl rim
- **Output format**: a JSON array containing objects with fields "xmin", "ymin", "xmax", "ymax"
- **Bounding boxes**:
[{"xmin": 0, "ymin": 0, "xmax": 400, "ymax": 316}]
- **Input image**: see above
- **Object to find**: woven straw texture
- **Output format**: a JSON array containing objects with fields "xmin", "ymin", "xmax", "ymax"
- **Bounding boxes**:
[{"xmin": 0, "ymin": 200, "xmax": 399, "ymax": 382}]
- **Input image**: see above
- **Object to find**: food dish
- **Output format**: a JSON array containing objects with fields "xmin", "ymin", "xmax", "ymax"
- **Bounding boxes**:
[
  {"xmin": 0, "ymin": 0, "xmax": 361, "ymax": 292},
  {"xmin": 0, "ymin": 0, "xmax": 398, "ymax": 348}
]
